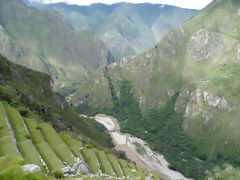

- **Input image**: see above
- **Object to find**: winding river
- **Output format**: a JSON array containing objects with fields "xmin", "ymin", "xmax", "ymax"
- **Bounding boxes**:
[{"xmin": 89, "ymin": 114, "xmax": 190, "ymax": 180}]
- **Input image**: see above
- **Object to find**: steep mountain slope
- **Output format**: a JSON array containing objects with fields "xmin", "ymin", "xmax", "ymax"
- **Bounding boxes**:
[
  {"xmin": 25, "ymin": 1, "xmax": 197, "ymax": 59},
  {"xmin": 0, "ymin": 55, "xmax": 162, "ymax": 179},
  {"xmin": 0, "ymin": 54, "xmax": 114, "ymax": 149},
  {"xmin": 72, "ymin": 0, "xmax": 240, "ymax": 178},
  {"xmin": 0, "ymin": 0, "xmax": 109, "ymax": 93}
]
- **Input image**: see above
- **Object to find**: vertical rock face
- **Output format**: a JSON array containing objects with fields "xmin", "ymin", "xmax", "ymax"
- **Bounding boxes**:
[
  {"xmin": 187, "ymin": 29, "xmax": 227, "ymax": 62},
  {"xmin": 183, "ymin": 89, "xmax": 232, "ymax": 118},
  {"xmin": 53, "ymin": 93, "xmax": 68, "ymax": 109},
  {"xmin": 175, "ymin": 88, "xmax": 191, "ymax": 113},
  {"xmin": 0, "ymin": 25, "xmax": 23, "ymax": 63}
]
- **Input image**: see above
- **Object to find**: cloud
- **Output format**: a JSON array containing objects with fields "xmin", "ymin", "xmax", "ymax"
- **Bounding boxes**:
[{"xmin": 29, "ymin": 0, "xmax": 214, "ymax": 9}]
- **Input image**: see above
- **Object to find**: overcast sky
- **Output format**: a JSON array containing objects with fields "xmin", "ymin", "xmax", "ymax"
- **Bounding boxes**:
[{"xmin": 30, "ymin": 0, "xmax": 214, "ymax": 9}]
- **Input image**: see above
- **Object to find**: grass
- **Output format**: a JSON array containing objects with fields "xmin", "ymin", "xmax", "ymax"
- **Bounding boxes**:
[
  {"xmin": 80, "ymin": 148, "xmax": 100, "ymax": 174},
  {"xmin": 118, "ymin": 159, "xmax": 134, "ymax": 177},
  {"xmin": 127, "ymin": 162, "xmax": 135, "ymax": 169},
  {"xmin": 5, "ymin": 107, "xmax": 41, "ymax": 165},
  {"xmin": 96, "ymin": 151, "xmax": 115, "ymax": 176},
  {"xmin": 0, "ymin": 156, "xmax": 55, "ymax": 180},
  {"xmin": 36, "ymin": 142, "xmax": 63, "ymax": 171},
  {"xmin": 5, "ymin": 107, "xmax": 27, "ymax": 142},
  {"xmin": 134, "ymin": 142, "xmax": 146, "ymax": 155},
  {"xmin": 107, "ymin": 154, "xmax": 123, "ymax": 177},
  {"xmin": 0, "ymin": 136, "xmax": 19, "ymax": 157},
  {"xmin": 0, "ymin": 103, "xmax": 10, "ymax": 137},
  {"xmin": 59, "ymin": 132, "xmax": 82, "ymax": 157},
  {"xmin": 18, "ymin": 140, "xmax": 41, "ymax": 166},
  {"xmin": 0, "ymin": 104, "xmax": 19, "ymax": 157},
  {"xmin": 150, "ymin": 171, "xmax": 161, "ymax": 180},
  {"xmin": 24, "ymin": 118, "xmax": 63, "ymax": 171},
  {"xmin": 39, "ymin": 123, "xmax": 75, "ymax": 164}
]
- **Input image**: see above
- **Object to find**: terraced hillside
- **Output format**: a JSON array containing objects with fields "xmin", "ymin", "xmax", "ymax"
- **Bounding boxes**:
[
  {"xmin": 0, "ymin": 54, "xmax": 113, "ymax": 151},
  {"xmin": 0, "ymin": 102, "xmax": 161, "ymax": 179}
]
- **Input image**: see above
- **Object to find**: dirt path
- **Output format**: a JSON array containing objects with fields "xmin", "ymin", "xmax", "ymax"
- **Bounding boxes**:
[{"xmin": 94, "ymin": 114, "xmax": 190, "ymax": 180}]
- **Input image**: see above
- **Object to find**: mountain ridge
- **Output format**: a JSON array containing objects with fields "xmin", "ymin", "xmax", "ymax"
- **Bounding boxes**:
[
  {"xmin": 0, "ymin": 0, "xmax": 110, "ymax": 93},
  {"xmin": 72, "ymin": 0, "xmax": 240, "ymax": 178},
  {"xmin": 24, "ymin": 0, "xmax": 197, "ymax": 59}
]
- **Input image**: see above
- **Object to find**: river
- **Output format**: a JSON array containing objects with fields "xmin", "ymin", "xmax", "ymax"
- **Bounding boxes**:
[{"xmin": 88, "ymin": 114, "xmax": 190, "ymax": 180}]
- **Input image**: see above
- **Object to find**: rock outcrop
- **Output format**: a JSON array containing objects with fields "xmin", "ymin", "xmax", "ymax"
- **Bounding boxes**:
[
  {"xmin": 184, "ymin": 88, "xmax": 232, "ymax": 119},
  {"xmin": 21, "ymin": 164, "xmax": 41, "ymax": 173},
  {"xmin": 188, "ymin": 29, "xmax": 227, "ymax": 62},
  {"xmin": 61, "ymin": 159, "xmax": 91, "ymax": 176}
]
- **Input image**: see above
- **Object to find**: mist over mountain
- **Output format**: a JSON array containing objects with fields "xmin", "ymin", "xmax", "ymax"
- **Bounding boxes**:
[
  {"xmin": 24, "ymin": 0, "xmax": 197, "ymax": 59},
  {"xmin": 0, "ymin": 0, "xmax": 111, "ymax": 97}
]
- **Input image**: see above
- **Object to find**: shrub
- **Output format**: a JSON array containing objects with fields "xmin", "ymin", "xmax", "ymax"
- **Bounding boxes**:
[
  {"xmin": 53, "ymin": 170, "xmax": 63, "ymax": 179},
  {"xmin": 24, "ymin": 133, "xmax": 31, "ymax": 139},
  {"xmin": 85, "ymin": 143, "xmax": 93, "ymax": 149},
  {"xmin": 17, "ymin": 106, "xmax": 30, "ymax": 117}
]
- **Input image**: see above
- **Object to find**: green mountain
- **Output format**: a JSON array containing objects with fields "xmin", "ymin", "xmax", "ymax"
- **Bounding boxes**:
[
  {"xmin": 0, "ymin": 0, "xmax": 109, "ymax": 94},
  {"xmin": 72, "ymin": 0, "xmax": 240, "ymax": 178},
  {"xmin": 0, "ymin": 55, "xmax": 162, "ymax": 179},
  {"xmin": 25, "ymin": 1, "xmax": 197, "ymax": 59}
]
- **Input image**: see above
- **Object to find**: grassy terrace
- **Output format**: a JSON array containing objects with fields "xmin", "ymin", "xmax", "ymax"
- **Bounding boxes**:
[
  {"xmin": 0, "ymin": 103, "xmax": 18, "ymax": 157},
  {"xmin": 40, "ymin": 123, "xmax": 76, "ymax": 165},
  {"xmin": 24, "ymin": 118, "xmax": 64, "ymax": 171},
  {"xmin": 0, "ymin": 104, "xmax": 161, "ymax": 179},
  {"xmin": 59, "ymin": 132, "xmax": 82, "ymax": 158},
  {"xmin": 96, "ymin": 151, "xmax": 115, "ymax": 176},
  {"xmin": 107, "ymin": 154, "xmax": 123, "ymax": 177},
  {"xmin": 80, "ymin": 148, "xmax": 100, "ymax": 174},
  {"xmin": 119, "ymin": 159, "xmax": 134, "ymax": 177},
  {"xmin": 5, "ymin": 106, "xmax": 42, "ymax": 166}
]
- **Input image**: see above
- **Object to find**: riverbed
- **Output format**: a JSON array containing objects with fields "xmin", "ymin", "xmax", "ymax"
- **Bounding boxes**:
[{"xmin": 93, "ymin": 114, "xmax": 190, "ymax": 180}]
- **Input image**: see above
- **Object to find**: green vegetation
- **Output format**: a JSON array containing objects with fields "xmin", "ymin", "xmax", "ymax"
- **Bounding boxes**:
[
  {"xmin": 73, "ymin": 0, "xmax": 240, "ymax": 179},
  {"xmin": 0, "ymin": 0, "xmax": 109, "ymax": 93},
  {"xmin": 39, "ymin": 123, "xmax": 75, "ymax": 164},
  {"xmin": 107, "ymin": 154, "xmax": 123, "ymax": 177},
  {"xmin": 24, "ymin": 118, "xmax": 64, "ymax": 171},
  {"xmin": 0, "ymin": 103, "xmax": 19, "ymax": 157},
  {"xmin": 119, "ymin": 159, "xmax": 134, "ymax": 177},
  {"xmin": 75, "ymin": 79, "xmax": 213, "ymax": 179},
  {"xmin": 59, "ymin": 132, "xmax": 82, "ymax": 157},
  {"xmin": 0, "ymin": 101, "xmax": 159, "ymax": 179},
  {"xmin": 59, "ymin": 107, "xmax": 113, "ymax": 151},
  {"xmin": 0, "ymin": 156, "xmax": 54, "ymax": 180},
  {"xmin": 0, "ymin": 136, "xmax": 19, "ymax": 157},
  {"xmin": 134, "ymin": 142, "xmax": 146, "ymax": 155},
  {"xmin": 96, "ymin": 151, "xmax": 115, "ymax": 176},
  {"xmin": 205, "ymin": 164, "xmax": 240, "ymax": 180},
  {"xmin": 0, "ymin": 55, "xmax": 160, "ymax": 179},
  {"xmin": 6, "ymin": 106, "xmax": 42, "ymax": 165},
  {"xmin": 0, "ymin": 55, "xmax": 113, "ymax": 152},
  {"xmin": 81, "ymin": 148, "xmax": 100, "ymax": 174}
]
